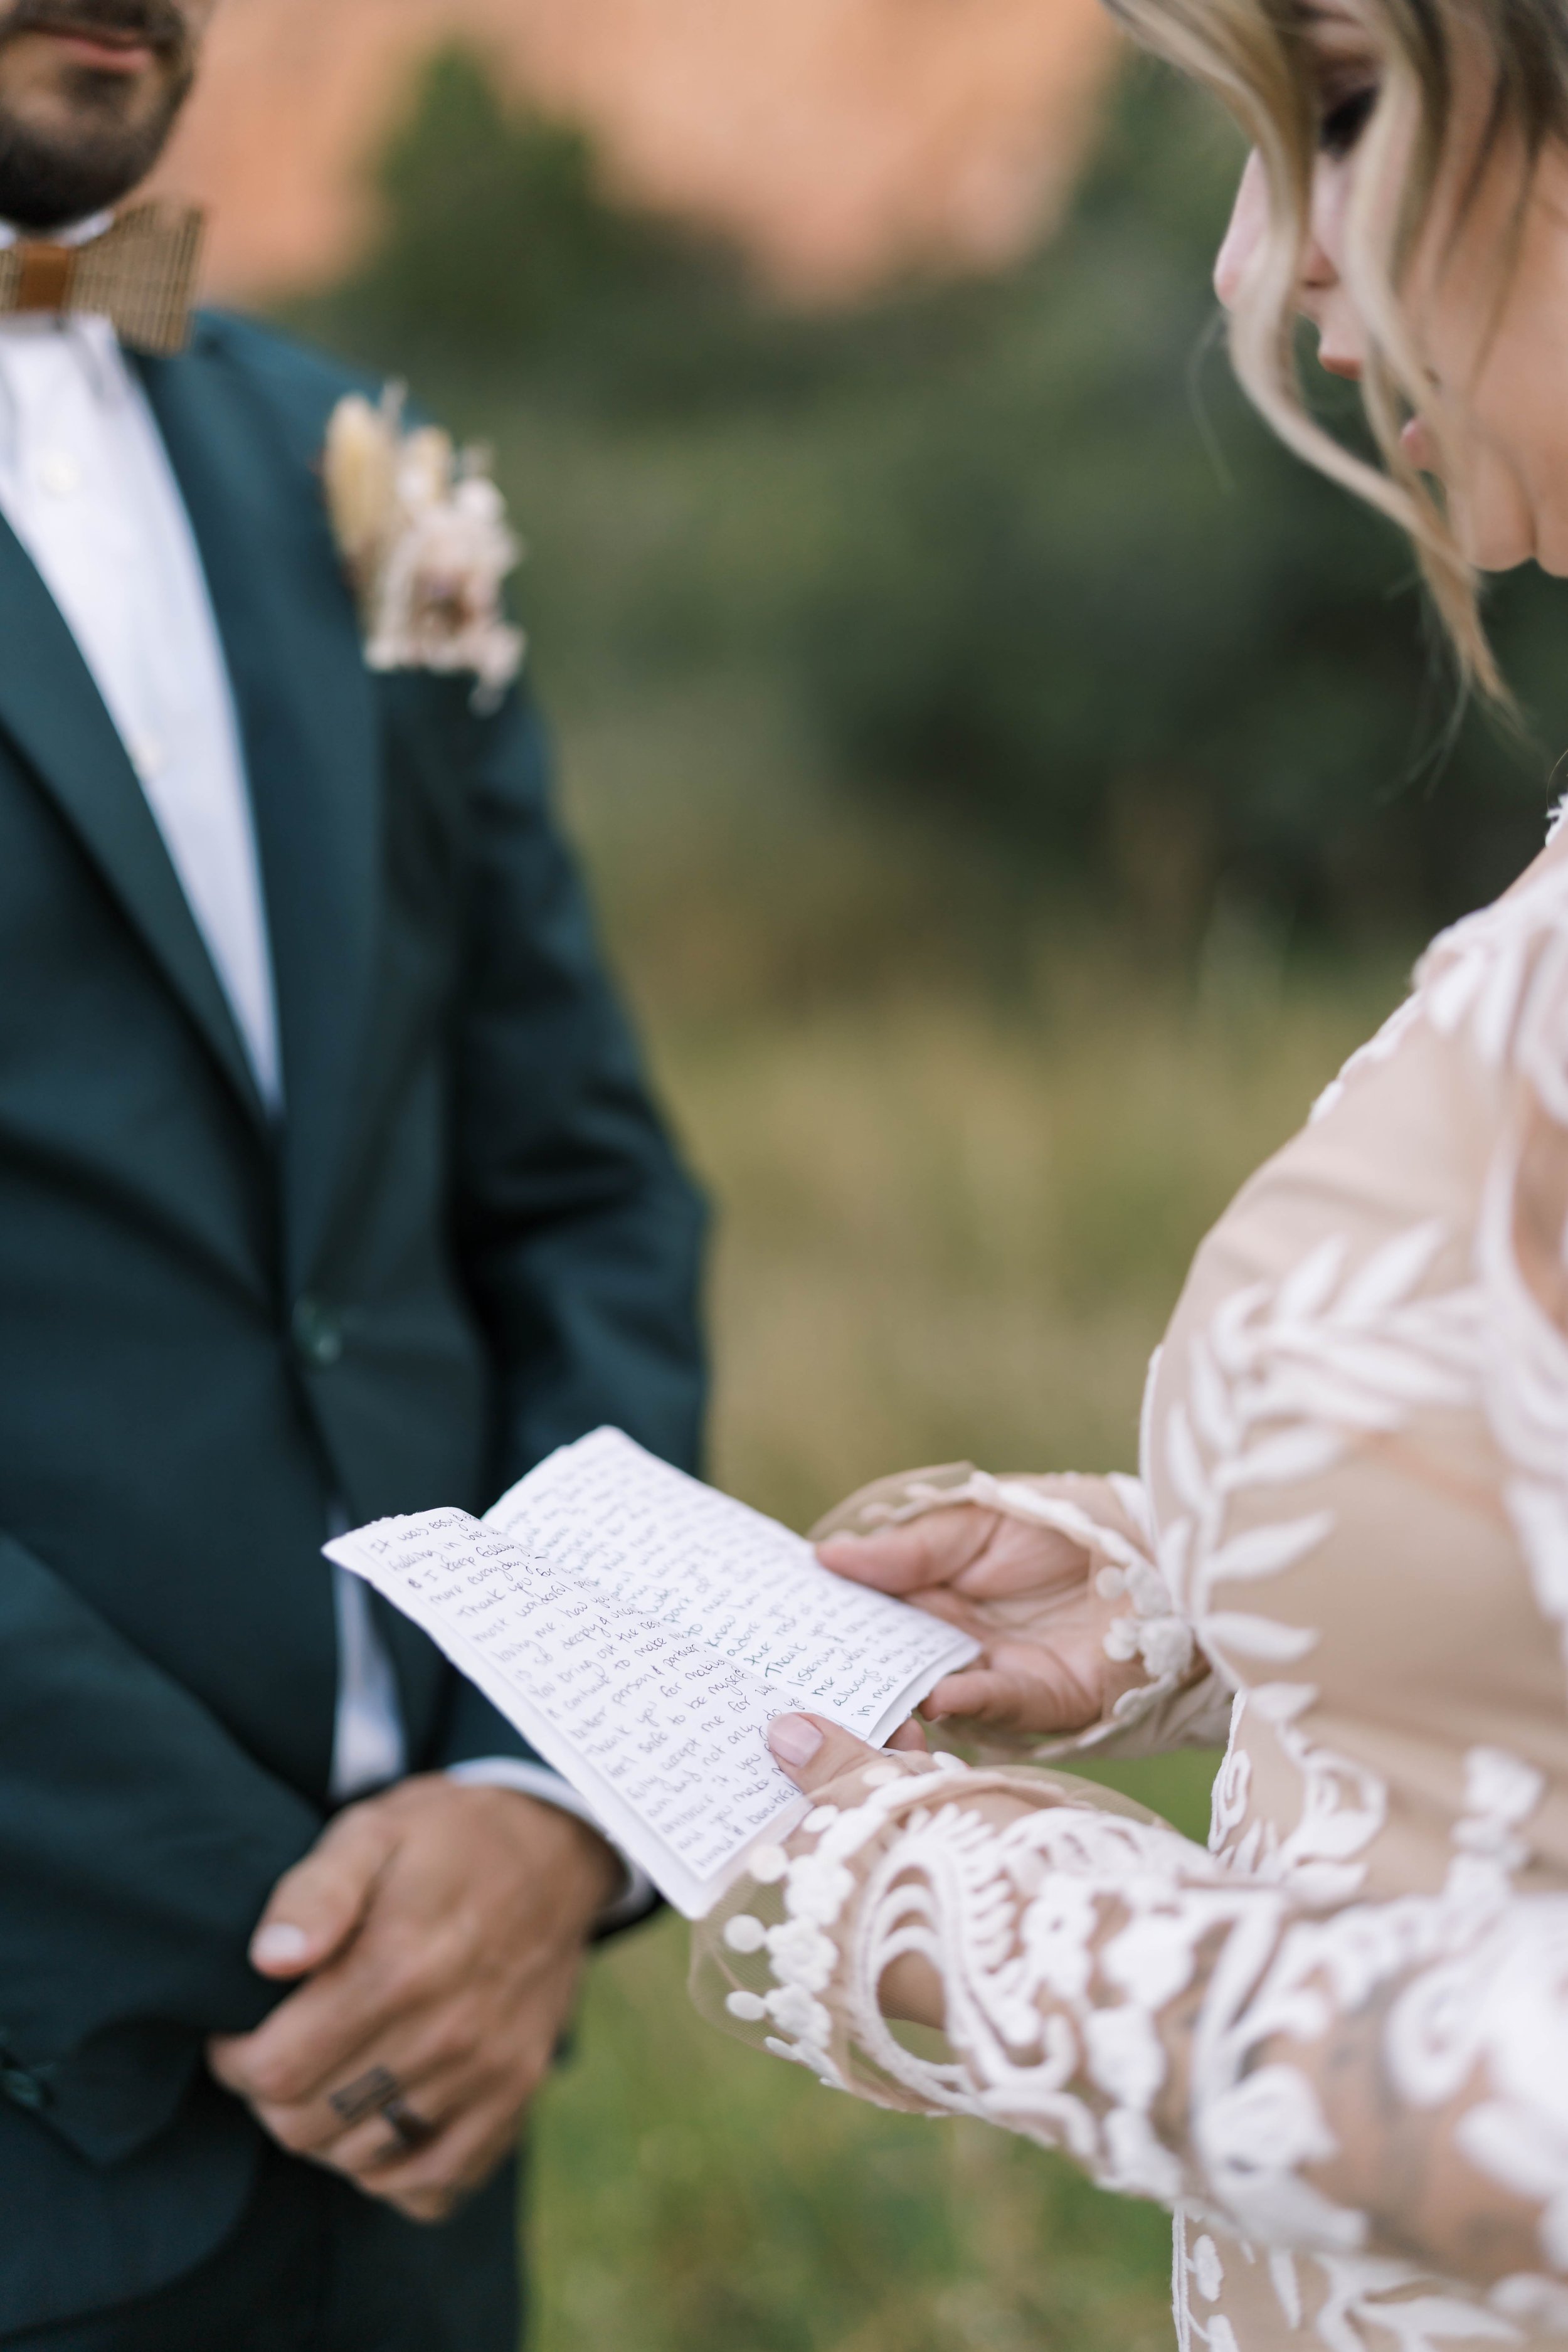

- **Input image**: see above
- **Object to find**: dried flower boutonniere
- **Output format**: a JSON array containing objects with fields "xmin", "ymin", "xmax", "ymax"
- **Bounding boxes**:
[{"xmin": 322, "ymin": 384, "xmax": 525, "ymax": 707}]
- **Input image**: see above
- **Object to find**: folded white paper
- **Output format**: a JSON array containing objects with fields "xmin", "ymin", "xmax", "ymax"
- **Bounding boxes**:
[{"xmin": 326, "ymin": 1428, "xmax": 979, "ymax": 1917}]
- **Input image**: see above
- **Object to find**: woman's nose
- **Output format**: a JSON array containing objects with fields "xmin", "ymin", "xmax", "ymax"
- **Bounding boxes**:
[{"xmin": 1214, "ymin": 149, "xmax": 1362, "ymax": 377}]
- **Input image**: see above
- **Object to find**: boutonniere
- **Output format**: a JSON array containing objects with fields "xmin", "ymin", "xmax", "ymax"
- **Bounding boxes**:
[{"xmin": 322, "ymin": 384, "xmax": 526, "ymax": 707}]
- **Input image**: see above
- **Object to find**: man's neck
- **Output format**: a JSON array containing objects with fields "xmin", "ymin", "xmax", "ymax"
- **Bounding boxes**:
[{"xmin": 0, "ymin": 211, "xmax": 115, "ymax": 252}]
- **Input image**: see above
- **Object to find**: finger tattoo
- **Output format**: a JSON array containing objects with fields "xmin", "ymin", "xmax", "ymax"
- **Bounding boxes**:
[{"xmin": 329, "ymin": 2065, "xmax": 404, "ymax": 2129}]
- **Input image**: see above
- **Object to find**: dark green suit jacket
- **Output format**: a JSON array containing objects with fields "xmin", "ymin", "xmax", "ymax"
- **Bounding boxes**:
[{"xmin": 0, "ymin": 314, "xmax": 707, "ymax": 2334}]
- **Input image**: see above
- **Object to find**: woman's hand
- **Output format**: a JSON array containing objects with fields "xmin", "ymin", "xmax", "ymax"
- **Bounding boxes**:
[
  {"xmin": 766, "ymin": 1712, "xmax": 944, "ymax": 2025},
  {"xmin": 817, "ymin": 1488, "xmax": 1152, "ymax": 1740},
  {"xmin": 766, "ymin": 1710, "xmax": 927, "ymax": 1788}
]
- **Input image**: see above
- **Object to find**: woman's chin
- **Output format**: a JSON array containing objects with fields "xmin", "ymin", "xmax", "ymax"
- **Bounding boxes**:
[
  {"xmin": 1525, "ymin": 523, "xmax": 1568, "ymax": 577},
  {"xmin": 1448, "ymin": 465, "xmax": 1542, "ymax": 573},
  {"xmin": 1473, "ymin": 539, "xmax": 1538, "ymax": 575},
  {"xmin": 1454, "ymin": 506, "xmax": 1538, "ymax": 574}
]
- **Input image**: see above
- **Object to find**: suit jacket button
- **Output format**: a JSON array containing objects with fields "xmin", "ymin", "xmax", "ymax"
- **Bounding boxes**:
[
  {"xmin": 1, "ymin": 2066, "xmax": 50, "ymax": 2112},
  {"xmin": 292, "ymin": 1296, "xmax": 344, "ymax": 1369}
]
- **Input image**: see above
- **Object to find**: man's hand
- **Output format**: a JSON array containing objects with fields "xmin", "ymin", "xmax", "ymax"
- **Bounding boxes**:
[
  {"xmin": 817, "ymin": 1488, "xmax": 1149, "ymax": 1739},
  {"xmin": 209, "ymin": 1777, "xmax": 619, "ymax": 2223}
]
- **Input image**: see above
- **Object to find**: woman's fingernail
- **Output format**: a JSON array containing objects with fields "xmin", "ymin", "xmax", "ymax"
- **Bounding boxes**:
[
  {"xmin": 768, "ymin": 1715, "xmax": 825, "ymax": 1767},
  {"xmin": 252, "ymin": 1922, "xmax": 311, "ymax": 1968}
]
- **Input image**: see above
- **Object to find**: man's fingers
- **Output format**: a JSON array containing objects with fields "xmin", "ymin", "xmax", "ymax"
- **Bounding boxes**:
[
  {"xmin": 248, "ymin": 1803, "xmax": 398, "ymax": 1980},
  {"xmin": 391, "ymin": 2097, "xmax": 521, "ymax": 2218},
  {"xmin": 334, "ymin": 2090, "xmax": 520, "ymax": 2225},
  {"xmin": 817, "ymin": 1507, "xmax": 997, "ymax": 1597},
  {"xmin": 209, "ymin": 1992, "xmax": 384, "ymax": 2111},
  {"xmin": 886, "ymin": 1718, "xmax": 929, "ymax": 1753},
  {"xmin": 210, "ymin": 1870, "xmax": 429, "ymax": 2107},
  {"xmin": 232, "ymin": 1974, "xmax": 557, "ymax": 2168},
  {"xmin": 322, "ymin": 2092, "xmax": 454, "ymax": 2183},
  {"xmin": 318, "ymin": 2029, "xmax": 548, "ymax": 2186},
  {"xmin": 270, "ymin": 2050, "xmax": 475, "ymax": 2175},
  {"xmin": 215, "ymin": 1801, "xmax": 408, "ymax": 2094},
  {"xmin": 210, "ymin": 1934, "xmax": 447, "ymax": 2112}
]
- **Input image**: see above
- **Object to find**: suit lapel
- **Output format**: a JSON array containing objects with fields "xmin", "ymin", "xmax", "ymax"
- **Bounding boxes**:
[
  {"xmin": 138, "ymin": 327, "xmax": 381, "ymax": 1293},
  {"xmin": 143, "ymin": 332, "xmax": 450, "ymax": 1745},
  {"xmin": 0, "ymin": 510, "xmax": 268, "ymax": 1125}
]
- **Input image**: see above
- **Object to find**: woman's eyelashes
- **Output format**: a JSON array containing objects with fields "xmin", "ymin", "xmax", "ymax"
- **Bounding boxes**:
[{"xmin": 1318, "ymin": 82, "xmax": 1379, "ymax": 156}]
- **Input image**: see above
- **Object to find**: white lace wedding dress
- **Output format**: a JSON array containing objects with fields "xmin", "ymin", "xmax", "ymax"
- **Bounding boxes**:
[{"xmin": 695, "ymin": 816, "xmax": 1568, "ymax": 2349}]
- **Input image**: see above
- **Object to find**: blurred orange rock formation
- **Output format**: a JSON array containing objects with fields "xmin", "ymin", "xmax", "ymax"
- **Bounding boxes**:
[{"xmin": 150, "ymin": 0, "xmax": 1119, "ymax": 304}]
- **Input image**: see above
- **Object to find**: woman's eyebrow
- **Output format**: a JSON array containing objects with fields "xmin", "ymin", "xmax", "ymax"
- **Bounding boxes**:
[{"xmin": 1295, "ymin": 1, "xmax": 1370, "ymax": 31}]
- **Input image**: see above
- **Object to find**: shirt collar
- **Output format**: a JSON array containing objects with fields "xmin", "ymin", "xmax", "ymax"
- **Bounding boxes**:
[
  {"xmin": 0, "ymin": 211, "xmax": 128, "ymax": 425},
  {"xmin": 0, "ymin": 252, "xmax": 129, "ymax": 467},
  {"xmin": 0, "ymin": 211, "xmax": 114, "ymax": 253}
]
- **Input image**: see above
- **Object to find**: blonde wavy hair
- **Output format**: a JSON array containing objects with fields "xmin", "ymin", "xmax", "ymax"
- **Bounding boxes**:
[{"xmin": 1104, "ymin": 0, "xmax": 1568, "ymax": 692}]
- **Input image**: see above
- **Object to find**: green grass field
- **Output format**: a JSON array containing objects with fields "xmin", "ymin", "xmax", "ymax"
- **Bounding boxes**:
[{"xmin": 520, "ymin": 723, "xmax": 1404, "ymax": 2350}]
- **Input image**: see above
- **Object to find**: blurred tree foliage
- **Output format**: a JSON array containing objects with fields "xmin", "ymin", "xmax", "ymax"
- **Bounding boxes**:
[
  {"xmin": 294, "ymin": 44, "xmax": 1568, "ymax": 946},
  {"xmin": 789, "ymin": 73, "xmax": 1568, "ymax": 943},
  {"xmin": 356, "ymin": 48, "xmax": 677, "ymax": 353},
  {"xmin": 317, "ymin": 45, "xmax": 820, "ymax": 407}
]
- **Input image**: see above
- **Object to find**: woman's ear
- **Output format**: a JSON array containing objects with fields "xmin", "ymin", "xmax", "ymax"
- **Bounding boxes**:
[{"xmin": 1216, "ymin": 147, "xmax": 1269, "ymax": 307}]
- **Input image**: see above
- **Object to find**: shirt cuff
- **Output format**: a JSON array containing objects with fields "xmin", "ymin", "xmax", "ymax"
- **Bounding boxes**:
[{"xmin": 445, "ymin": 1759, "xmax": 657, "ymax": 1932}]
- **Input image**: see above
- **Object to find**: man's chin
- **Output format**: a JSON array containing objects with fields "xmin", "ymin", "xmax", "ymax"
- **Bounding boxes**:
[{"xmin": 0, "ymin": 80, "xmax": 191, "ymax": 226}]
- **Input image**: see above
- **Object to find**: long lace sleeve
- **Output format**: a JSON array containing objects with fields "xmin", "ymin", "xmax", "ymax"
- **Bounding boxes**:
[
  {"xmin": 695, "ymin": 842, "xmax": 1568, "ymax": 2344},
  {"xmin": 811, "ymin": 1461, "xmax": 1234, "ymax": 1761},
  {"xmin": 694, "ymin": 1742, "xmax": 1568, "ymax": 2331}
]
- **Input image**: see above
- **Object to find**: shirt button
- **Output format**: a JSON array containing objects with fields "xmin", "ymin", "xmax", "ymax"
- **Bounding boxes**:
[
  {"xmin": 128, "ymin": 734, "xmax": 166, "ymax": 783},
  {"xmin": 292, "ymin": 1296, "xmax": 344, "ymax": 1370},
  {"xmin": 34, "ymin": 450, "xmax": 82, "ymax": 498}
]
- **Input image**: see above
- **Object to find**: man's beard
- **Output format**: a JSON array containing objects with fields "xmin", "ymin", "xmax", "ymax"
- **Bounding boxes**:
[{"xmin": 0, "ymin": 1, "xmax": 194, "ymax": 231}]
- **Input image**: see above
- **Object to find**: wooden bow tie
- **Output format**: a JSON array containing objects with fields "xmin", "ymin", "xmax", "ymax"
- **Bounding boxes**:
[{"xmin": 0, "ymin": 202, "xmax": 204, "ymax": 356}]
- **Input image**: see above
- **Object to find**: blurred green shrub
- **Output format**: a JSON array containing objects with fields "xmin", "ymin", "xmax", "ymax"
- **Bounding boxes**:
[
  {"xmin": 320, "ymin": 45, "xmax": 737, "ymax": 388},
  {"xmin": 295, "ymin": 45, "xmax": 1568, "ymax": 946},
  {"xmin": 792, "ymin": 68, "xmax": 1567, "ymax": 943},
  {"xmin": 315, "ymin": 44, "xmax": 869, "ymax": 411}
]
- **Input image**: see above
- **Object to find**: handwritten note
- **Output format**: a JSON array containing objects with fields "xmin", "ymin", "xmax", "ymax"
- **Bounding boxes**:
[{"xmin": 326, "ymin": 1429, "xmax": 978, "ymax": 1917}]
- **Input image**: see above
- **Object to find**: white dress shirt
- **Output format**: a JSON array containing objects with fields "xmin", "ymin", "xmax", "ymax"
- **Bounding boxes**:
[{"xmin": 0, "ymin": 291, "xmax": 640, "ymax": 1904}]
